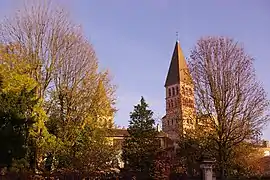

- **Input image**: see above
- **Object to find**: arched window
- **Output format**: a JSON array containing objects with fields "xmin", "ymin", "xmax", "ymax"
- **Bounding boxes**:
[
  {"xmin": 176, "ymin": 86, "xmax": 179, "ymax": 94},
  {"xmin": 182, "ymin": 86, "xmax": 185, "ymax": 95},
  {"xmin": 190, "ymin": 99, "xmax": 193, "ymax": 108},
  {"xmin": 171, "ymin": 119, "xmax": 173, "ymax": 125},
  {"xmin": 167, "ymin": 119, "xmax": 170, "ymax": 126},
  {"xmin": 172, "ymin": 87, "xmax": 175, "ymax": 96},
  {"xmin": 168, "ymin": 88, "xmax": 171, "ymax": 97},
  {"xmin": 183, "ymin": 98, "xmax": 187, "ymax": 106}
]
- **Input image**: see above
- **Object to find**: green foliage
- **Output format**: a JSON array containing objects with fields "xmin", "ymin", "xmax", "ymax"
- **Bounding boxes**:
[
  {"xmin": 0, "ymin": 2, "xmax": 118, "ymax": 175},
  {"xmin": 55, "ymin": 124, "xmax": 117, "ymax": 173},
  {"xmin": 45, "ymin": 74, "xmax": 117, "ymax": 173},
  {"xmin": 0, "ymin": 49, "xmax": 59, "ymax": 173},
  {"xmin": 0, "ymin": 50, "xmax": 117, "ymax": 174},
  {"xmin": 0, "ymin": 86, "xmax": 37, "ymax": 168},
  {"xmin": 27, "ymin": 99, "xmax": 60, "ymax": 172},
  {"xmin": 176, "ymin": 124, "xmax": 213, "ymax": 176},
  {"xmin": 177, "ymin": 137, "xmax": 201, "ymax": 175},
  {"xmin": 122, "ymin": 97, "xmax": 159, "ymax": 179},
  {"xmin": 0, "ymin": 54, "xmax": 38, "ymax": 169}
]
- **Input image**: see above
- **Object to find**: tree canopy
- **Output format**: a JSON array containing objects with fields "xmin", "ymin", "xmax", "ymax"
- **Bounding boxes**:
[
  {"xmin": 0, "ymin": 1, "xmax": 117, "ymax": 176},
  {"xmin": 122, "ymin": 97, "xmax": 159, "ymax": 179},
  {"xmin": 186, "ymin": 36, "xmax": 270, "ymax": 178}
]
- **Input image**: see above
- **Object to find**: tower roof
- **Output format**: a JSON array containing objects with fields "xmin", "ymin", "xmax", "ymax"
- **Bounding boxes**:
[{"xmin": 164, "ymin": 41, "xmax": 191, "ymax": 87}]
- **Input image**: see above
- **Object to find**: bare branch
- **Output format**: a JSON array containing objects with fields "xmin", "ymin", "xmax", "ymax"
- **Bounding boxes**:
[{"xmin": 189, "ymin": 36, "xmax": 270, "ymax": 175}]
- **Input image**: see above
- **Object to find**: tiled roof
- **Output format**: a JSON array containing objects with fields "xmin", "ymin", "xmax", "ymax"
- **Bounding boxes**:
[{"xmin": 107, "ymin": 128, "xmax": 169, "ymax": 138}]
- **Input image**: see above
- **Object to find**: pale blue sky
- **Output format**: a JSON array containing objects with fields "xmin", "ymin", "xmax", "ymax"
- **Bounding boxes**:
[{"xmin": 1, "ymin": 0, "xmax": 270, "ymax": 138}]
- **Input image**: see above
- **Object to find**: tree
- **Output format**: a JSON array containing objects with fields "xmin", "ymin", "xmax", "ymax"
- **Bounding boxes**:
[
  {"xmin": 0, "ymin": 1, "xmax": 117, "ymax": 174},
  {"xmin": 0, "ymin": 1, "xmax": 82, "ymax": 99},
  {"xmin": 122, "ymin": 97, "xmax": 159, "ymax": 179},
  {"xmin": 47, "ymin": 72, "xmax": 117, "ymax": 173},
  {"xmin": 176, "ymin": 134, "xmax": 202, "ymax": 176},
  {"xmin": 0, "ymin": 85, "xmax": 37, "ymax": 169},
  {"xmin": 228, "ymin": 142, "xmax": 265, "ymax": 177},
  {"xmin": 152, "ymin": 149, "xmax": 172, "ymax": 180},
  {"xmin": 0, "ymin": 44, "xmax": 59, "ymax": 173},
  {"xmin": 0, "ymin": 49, "xmax": 38, "ymax": 170},
  {"xmin": 61, "ymin": 125, "xmax": 117, "ymax": 173},
  {"xmin": 189, "ymin": 36, "xmax": 270, "ymax": 178}
]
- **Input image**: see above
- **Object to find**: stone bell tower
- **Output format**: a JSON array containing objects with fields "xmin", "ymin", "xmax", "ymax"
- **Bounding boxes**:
[{"xmin": 162, "ymin": 41, "xmax": 195, "ymax": 141}]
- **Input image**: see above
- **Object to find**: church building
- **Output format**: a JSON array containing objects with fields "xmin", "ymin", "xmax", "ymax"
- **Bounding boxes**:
[
  {"xmin": 162, "ymin": 40, "xmax": 195, "ymax": 141},
  {"xmin": 108, "ymin": 40, "xmax": 270, "ymax": 173},
  {"xmin": 108, "ymin": 40, "xmax": 196, "ymax": 168}
]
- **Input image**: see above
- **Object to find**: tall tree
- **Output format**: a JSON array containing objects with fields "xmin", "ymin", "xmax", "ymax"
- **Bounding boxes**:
[
  {"xmin": 0, "ymin": 1, "xmax": 117, "ymax": 173},
  {"xmin": 0, "ymin": 81, "xmax": 37, "ymax": 169},
  {"xmin": 0, "ymin": 49, "xmax": 38, "ymax": 170},
  {"xmin": 0, "ymin": 1, "xmax": 81, "ymax": 98},
  {"xmin": 189, "ymin": 36, "xmax": 269, "ymax": 178},
  {"xmin": 176, "ymin": 125, "xmax": 264, "ymax": 177},
  {"xmin": 0, "ymin": 44, "xmax": 59, "ymax": 173},
  {"xmin": 122, "ymin": 97, "xmax": 159, "ymax": 179}
]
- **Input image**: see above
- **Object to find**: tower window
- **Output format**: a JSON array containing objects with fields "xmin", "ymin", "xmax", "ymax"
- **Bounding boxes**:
[
  {"xmin": 182, "ymin": 87, "xmax": 185, "ymax": 95},
  {"xmin": 172, "ymin": 87, "xmax": 175, "ymax": 96},
  {"xmin": 176, "ymin": 86, "xmax": 179, "ymax": 94},
  {"xmin": 171, "ymin": 119, "xmax": 173, "ymax": 125},
  {"xmin": 168, "ymin": 88, "xmax": 171, "ymax": 97},
  {"xmin": 167, "ymin": 119, "xmax": 170, "ymax": 126}
]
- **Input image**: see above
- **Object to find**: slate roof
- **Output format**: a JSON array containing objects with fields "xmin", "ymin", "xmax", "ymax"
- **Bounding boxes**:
[{"xmin": 164, "ymin": 41, "xmax": 192, "ymax": 87}]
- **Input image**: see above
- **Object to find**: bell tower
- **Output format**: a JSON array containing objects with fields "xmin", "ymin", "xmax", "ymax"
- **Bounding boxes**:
[{"xmin": 162, "ymin": 41, "xmax": 195, "ymax": 140}]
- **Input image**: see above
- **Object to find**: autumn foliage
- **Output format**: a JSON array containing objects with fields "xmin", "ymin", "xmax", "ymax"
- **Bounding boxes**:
[{"xmin": 0, "ymin": 1, "xmax": 116, "ymax": 176}]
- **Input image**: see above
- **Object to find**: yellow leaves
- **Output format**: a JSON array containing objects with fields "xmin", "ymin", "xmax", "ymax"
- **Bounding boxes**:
[
  {"xmin": 0, "ymin": 47, "xmax": 58, "ymax": 152},
  {"xmin": 29, "ymin": 102, "xmax": 47, "ymax": 138},
  {"xmin": 0, "ymin": 49, "xmax": 37, "ymax": 93},
  {"xmin": 28, "ymin": 98, "xmax": 62, "ymax": 154},
  {"xmin": 2, "ymin": 73, "xmax": 36, "ymax": 93},
  {"xmin": 80, "ymin": 73, "xmax": 115, "ymax": 129}
]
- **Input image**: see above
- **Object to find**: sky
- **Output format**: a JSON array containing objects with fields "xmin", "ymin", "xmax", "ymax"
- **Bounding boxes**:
[{"xmin": 0, "ymin": 0, "xmax": 270, "ymax": 138}]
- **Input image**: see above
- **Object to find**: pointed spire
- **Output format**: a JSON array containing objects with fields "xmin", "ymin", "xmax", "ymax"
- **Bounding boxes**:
[{"xmin": 164, "ymin": 41, "xmax": 191, "ymax": 87}]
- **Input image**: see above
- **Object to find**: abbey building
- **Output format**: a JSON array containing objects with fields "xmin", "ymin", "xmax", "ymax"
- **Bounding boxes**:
[
  {"xmin": 108, "ymin": 40, "xmax": 196, "ymax": 168},
  {"xmin": 109, "ymin": 40, "xmax": 196, "ymax": 148}
]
